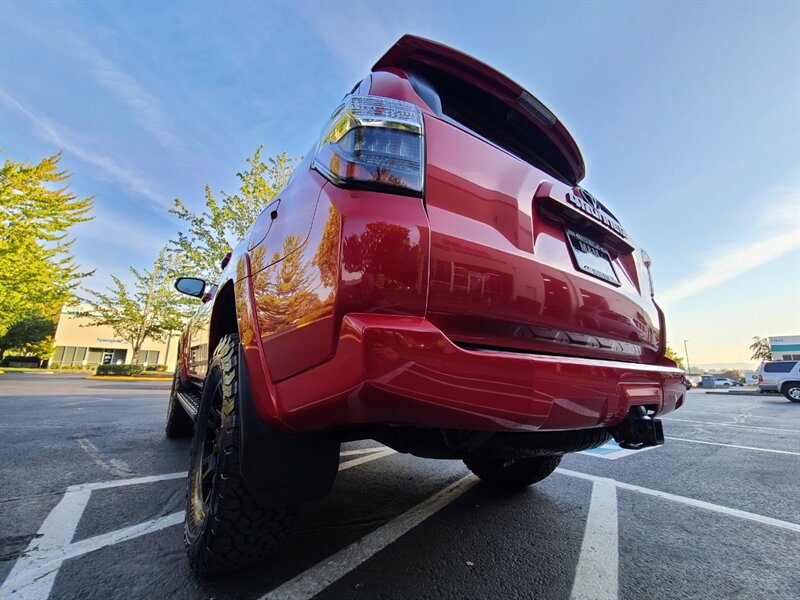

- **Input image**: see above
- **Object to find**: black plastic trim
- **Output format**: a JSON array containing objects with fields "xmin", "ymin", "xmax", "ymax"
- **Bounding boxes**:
[{"xmin": 237, "ymin": 346, "xmax": 340, "ymax": 507}]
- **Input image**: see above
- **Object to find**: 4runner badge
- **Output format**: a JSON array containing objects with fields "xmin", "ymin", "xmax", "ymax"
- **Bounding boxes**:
[{"xmin": 566, "ymin": 190, "xmax": 627, "ymax": 238}]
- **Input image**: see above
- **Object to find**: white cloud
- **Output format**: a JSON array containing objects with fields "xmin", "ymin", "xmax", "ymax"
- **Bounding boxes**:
[
  {"xmin": 293, "ymin": 4, "xmax": 394, "ymax": 74},
  {"xmin": 68, "ymin": 38, "xmax": 185, "ymax": 154},
  {"xmin": 1, "ymin": 89, "xmax": 170, "ymax": 210},
  {"xmin": 659, "ymin": 186, "xmax": 800, "ymax": 305},
  {"xmin": 77, "ymin": 210, "xmax": 166, "ymax": 255}
]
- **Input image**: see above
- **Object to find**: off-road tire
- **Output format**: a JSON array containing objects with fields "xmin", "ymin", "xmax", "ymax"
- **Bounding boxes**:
[
  {"xmin": 782, "ymin": 382, "xmax": 800, "ymax": 402},
  {"xmin": 184, "ymin": 334, "xmax": 297, "ymax": 576},
  {"xmin": 464, "ymin": 455, "xmax": 562, "ymax": 489},
  {"xmin": 165, "ymin": 369, "xmax": 194, "ymax": 438}
]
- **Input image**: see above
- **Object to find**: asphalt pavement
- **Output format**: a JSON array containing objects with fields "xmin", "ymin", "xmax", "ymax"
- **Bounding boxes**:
[{"xmin": 0, "ymin": 373, "xmax": 798, "ymax": 600}]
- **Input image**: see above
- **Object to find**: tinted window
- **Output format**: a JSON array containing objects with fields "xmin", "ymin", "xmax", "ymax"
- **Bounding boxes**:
[
  {"xmin": 763, "ymin": 361, "xmax": 798, "ymax": 373},
  {"xmin": 403, "ymin": 67, "xmax": 575, "ymax": 184}
]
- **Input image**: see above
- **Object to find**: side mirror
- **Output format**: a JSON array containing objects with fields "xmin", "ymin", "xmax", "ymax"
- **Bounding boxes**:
[{"xmin": 174, "ymin": 277, "xmax": 206, "ymax": 298}]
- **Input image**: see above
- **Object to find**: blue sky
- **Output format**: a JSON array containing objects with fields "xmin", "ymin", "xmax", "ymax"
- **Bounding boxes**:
[{"xmin": 2, "ymin": 0, "xmax": 798, "ymax": 366}]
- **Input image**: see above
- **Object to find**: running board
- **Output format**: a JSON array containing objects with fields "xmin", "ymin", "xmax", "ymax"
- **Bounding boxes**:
[{"xmin": 176, "ymin": 390, "xmax": 201, "ymax": 418}]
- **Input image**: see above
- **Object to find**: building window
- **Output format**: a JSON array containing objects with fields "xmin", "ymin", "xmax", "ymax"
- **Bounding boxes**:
[
  {"xmin": 52, "ymin": 346, "xmax": 127, "ymax": 367},
  {"xmin": 134, "ymin": 350, "xmax": 160, "ymax": 365}
]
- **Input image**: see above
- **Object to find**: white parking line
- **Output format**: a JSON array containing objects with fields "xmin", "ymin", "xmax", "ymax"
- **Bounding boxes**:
[
  {"xmin": 338, "ymin": 449, "xmax": 395, "ymax": 470},
  {"xmin": 70, "ymin": 471, "xmax": 185, "ymax": 492},
  {"xmin": 665, "ymin": 436, "xmax": 800, "ymax": 456},
  {"xmin": 662, "ymin": 418, "xmax": 799, "ymax": 433},
  {"xmin": 557, "ymin": 469, "xmax": 800, "ymax": 533},
  {"xmin": 570, "ymin": 478, "xmax": 618, "ymax": 600},
  {"xmin": 339, "ymin": 447, "xmax": 390, "ymax": 457},
  {"xmin": 73, "ymin": 436, "xmax": 134, "ymax": 478},
  {"xmin": 260, "ymin": 475, "xmax": 478, "ymax": 600},
  {"xmin": 0, "ymin": 488, "xmax": 90, "ymax": 600},
  {"xmin": 0, "ymin": 512, "xmax": 184, "ymax": 597},
  {"xmin": 0, "ymin": 448, "xmax": 394, "ymax": 600},
  {"xmin": 676, "ymin": 408, "xmax": 790, "ymax": 421}
]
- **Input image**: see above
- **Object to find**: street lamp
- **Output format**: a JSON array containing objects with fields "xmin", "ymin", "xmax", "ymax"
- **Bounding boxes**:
[{"xmin": 683, "ymin": 339, "xmax": 691, "ymax": 375}]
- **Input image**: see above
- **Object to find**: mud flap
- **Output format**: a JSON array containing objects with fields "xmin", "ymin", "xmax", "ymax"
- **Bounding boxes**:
[{"xmin": 238, "ymin": 346, "xmax": 340, "ymax": 507}]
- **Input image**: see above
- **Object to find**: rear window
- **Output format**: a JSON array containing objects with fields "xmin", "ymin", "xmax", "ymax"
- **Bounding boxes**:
[
  {"xmin": 404, "ymin": 68, "xmax": 574, "ymax": 184},
  {"xmin": 763, "ymin": 361, "xmax": 798, "ymax": 373}
]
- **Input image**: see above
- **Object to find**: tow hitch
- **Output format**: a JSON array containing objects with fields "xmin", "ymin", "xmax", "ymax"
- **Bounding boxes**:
[{"xmin": 612, "ymin": 406, "xmax": 664, "ymax": 450}]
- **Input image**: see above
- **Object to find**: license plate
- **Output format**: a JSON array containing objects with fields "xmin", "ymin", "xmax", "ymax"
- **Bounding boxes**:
[{"xmin": 565, "ymin": 230, "xmax": 620, "ymax": 286}]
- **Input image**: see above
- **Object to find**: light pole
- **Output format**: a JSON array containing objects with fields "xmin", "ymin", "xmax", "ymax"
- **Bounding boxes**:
[{"xmin": 683, "ymin": 339, "xmax": 691, "ymax": 375}]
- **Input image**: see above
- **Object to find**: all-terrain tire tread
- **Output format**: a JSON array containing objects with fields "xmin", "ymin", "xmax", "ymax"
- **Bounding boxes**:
[
  {"xmin": 464, "ymin": 454, "xmax": 562, "ymax": 489},
  {"xmin": 185, "ymin": 334, "xmax": 297, "ymax": 576}
]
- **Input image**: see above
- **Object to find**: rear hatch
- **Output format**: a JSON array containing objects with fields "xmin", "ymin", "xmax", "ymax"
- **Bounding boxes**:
[{"xmin": 374, "ymin": 36, "xmax": 662, "ymax": 364}]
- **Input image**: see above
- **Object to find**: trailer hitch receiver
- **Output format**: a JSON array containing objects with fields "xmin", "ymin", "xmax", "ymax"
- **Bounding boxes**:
[{"xmin": 612, "ymin": 406, "xmax": 664, "ymax": 450}]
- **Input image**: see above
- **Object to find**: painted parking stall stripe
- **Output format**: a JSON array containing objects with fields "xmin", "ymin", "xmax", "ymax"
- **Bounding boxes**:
[
  {"xmin": 665, "ymin": 436, "xmax": 800, "ymax": 456},
  {"xmin": 557, "ymin": 469, "xmax": 800, "ymax": 533},
  {"xmin": 662, "ymin": 418, "xmax": 799, "ymax": 434},
  {"xmin": 0, "ymin": 448, "xmax": 393, "ymax": 600},
  {"xmin": 261, "ymin": 475, "xmax": 478, "ymax": 600},
  {"xmin": 570, "ymin": 478, "xmax": 618, "ymax": 600}
]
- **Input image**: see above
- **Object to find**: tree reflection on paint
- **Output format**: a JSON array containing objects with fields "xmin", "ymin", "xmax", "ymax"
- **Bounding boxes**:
[
  {"xmin": 253, "ymin": 234, "xmax": 323, "ymax": 335},
  {"xmin": 342, "ymin": 222, "xmax": 419, "ymax": 290}
]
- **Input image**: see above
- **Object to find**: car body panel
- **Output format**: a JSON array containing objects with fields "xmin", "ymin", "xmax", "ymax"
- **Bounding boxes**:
[
  {"xmin": 271, "ymin": 313, "xmax": 683, "ymax": 433},
  {"xmin": 176, "ymin": 34, "xmax": 682, "ymax": 438},
  {"xmin": 421, "ymin": 113, "xmax": 660, "ymax": 363}
]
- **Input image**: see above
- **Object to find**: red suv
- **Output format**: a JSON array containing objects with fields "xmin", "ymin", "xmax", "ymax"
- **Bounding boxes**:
[{"xmin": 169, "ymin": 35, "xmax": 684, "ymax": 575}]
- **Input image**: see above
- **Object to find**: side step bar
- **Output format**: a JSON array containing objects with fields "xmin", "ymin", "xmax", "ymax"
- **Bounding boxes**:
[{"xmin": 176, "ymin": 390, "xmax": 201, "ymax": 418}]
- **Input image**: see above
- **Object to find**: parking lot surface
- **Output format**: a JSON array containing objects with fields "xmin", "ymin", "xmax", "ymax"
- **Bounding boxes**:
[{"xmin": 1, "ymin": 373, "xmax": 798, "ymax": 600}]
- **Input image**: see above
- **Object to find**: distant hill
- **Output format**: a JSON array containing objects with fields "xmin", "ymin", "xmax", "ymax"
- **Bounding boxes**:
[{"xmin": 694, "ymin": 362, "xmax": 759, "ymax": 371}]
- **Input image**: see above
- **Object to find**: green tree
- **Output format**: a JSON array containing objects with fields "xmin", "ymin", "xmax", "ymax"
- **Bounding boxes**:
[
  {"xmin": 169, "ymin": 146, "xmax": 298, "ymax": 282},
  {"xmin": 721, "ymin": 369, "xmax": 742, "ymax": 381},
  {"xmin": 665, "ymin": 345, "xmax": 685, "ymax": 369},
  {"xmin": 749, "ymin": 336, "xmax": 772, "ymax": 361},
  {"xmin": 0, "ymin": 315, "xmax": 56, "ymax": 362},
  {"xmin": 0, "ymin": 152, "xmax": 93, "ymax": 338},
  {"xmin": 79, "ymin": 248, "xmax": 188, "ymax": 364}
]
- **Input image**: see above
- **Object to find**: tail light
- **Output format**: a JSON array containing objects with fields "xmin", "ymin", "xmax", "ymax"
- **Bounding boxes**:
[
  {"xmin": 313, "ymin": 95, "xmax": 424, "ymax": 197},
  {"xmin": 758, "ymin": 374, "xmax": 763, "ymax": 383}
]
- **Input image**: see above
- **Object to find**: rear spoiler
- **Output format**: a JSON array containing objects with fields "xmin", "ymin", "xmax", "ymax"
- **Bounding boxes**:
[{"xmin": 373, "ymin": 35, "xmax": 586, "ymax": 185}]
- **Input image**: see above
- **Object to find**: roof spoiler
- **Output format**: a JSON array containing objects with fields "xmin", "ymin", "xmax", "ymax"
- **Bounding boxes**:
[{"xmin": 372, "ymin": 35, "xmax": 586, "ymax": 184}]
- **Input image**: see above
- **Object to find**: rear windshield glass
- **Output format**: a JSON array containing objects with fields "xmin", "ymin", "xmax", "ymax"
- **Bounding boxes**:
[
  {"xmin": 763, "ymin": 361, "xmax": 797, "ymax": 373},
  {"xmin": 404, "ymin": 68, "xmax": 573, "ymax": 183}
]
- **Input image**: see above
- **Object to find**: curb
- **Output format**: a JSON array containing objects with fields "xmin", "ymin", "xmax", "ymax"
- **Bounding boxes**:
[
  {"xmin": 703, "ymin": 390, "xmax": 761, "ymax": 396},
  {"xmin": 85, "ymin": 376, "xmax": 173, "ymax": 381}
]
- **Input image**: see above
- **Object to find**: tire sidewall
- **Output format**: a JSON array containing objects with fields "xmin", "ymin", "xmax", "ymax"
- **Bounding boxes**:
[
  {"xmin": 185, "ymin": 348, "xmax": 230, "ymax": 545},
  {"xmin": 784, "ymin": 383, "xmax": 800, "ymax": 402}
]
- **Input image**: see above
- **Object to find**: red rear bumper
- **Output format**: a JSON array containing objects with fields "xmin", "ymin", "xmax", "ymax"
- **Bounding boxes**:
[{"xmin": 269, "ymin": 314, "xmax": 685, "ymax": 433}]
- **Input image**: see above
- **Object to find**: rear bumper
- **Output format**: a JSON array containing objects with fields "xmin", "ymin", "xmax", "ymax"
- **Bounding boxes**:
[{"xmin": 271, "ymin": 314, "xmax": 685, "ymax": 433}]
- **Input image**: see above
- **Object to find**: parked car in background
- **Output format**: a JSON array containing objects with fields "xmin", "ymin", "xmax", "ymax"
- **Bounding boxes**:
[
  {"xmin": 683, "ymin": 376, "xmax": 693, "ymax": 390},
  {"xmin": 758, "ymin": 360, "xmax": 800, "ymax": 401},
  {"xmin": 713, "ymin": 377, "xmax": 743, "ymax": 387}
]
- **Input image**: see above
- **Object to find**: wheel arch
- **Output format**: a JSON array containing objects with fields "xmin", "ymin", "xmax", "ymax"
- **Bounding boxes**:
[
  {"xmin": 780, "ymin": 380, "xmax": 800, "ymax": 393},
  {"xmin": 209, "ymin": 280, "xmax": 239, "ymax": 355}
]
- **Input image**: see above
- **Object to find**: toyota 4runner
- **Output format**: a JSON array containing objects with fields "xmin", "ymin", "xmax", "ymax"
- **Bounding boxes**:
[{"xmin": 168, "ymin": 35, "xmax": 685, "ymax": 576}]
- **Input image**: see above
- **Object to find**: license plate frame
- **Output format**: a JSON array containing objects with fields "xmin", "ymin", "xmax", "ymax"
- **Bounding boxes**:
[{"xmin": 565, "ymin": 229, "xmax": 620, "ymax": 286}]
